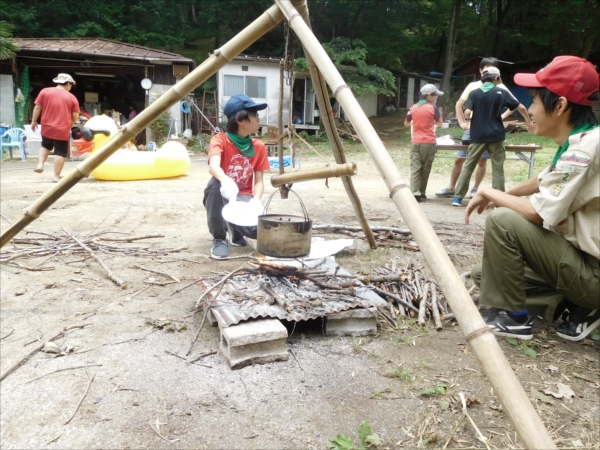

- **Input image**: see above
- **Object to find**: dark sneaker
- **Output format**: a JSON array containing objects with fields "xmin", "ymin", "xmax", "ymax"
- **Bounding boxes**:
[
  {"xmin": 211, "ymin": 239, "xmax": 230, "ymax": 258},
  {"xmin": 555, "ymin": 307, "xmax": 600, "ymax": 342},
  {"xmin": 483, "ymin": 307, "xmax": 533, "ymax": 340},
  {"xmin": 226, "ymin": 223, "xmax": 247, "ymax": 247},
  {"xmin": 452, "ymin": 196, "xmax": 463, "ymax": 207},
  {"xmin": 421, "ymin": 195, "xmax": 427, "ymax": 201},
  {"xmin": 414, "ymin": 195, "xmax": 424, "ymax": 203},
  {"xmin": 435, "ymin": 187, "xmax": 454, "ymax": 198}
]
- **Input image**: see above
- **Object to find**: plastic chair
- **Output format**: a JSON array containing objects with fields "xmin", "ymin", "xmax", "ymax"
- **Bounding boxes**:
[{"xmin": 1, "ymin": 128, "xmax": 27, "ymax": 161}]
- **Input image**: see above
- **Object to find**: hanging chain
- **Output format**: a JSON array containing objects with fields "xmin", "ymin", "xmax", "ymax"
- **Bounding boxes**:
[{"xmin": 283, "ymin": 21, "xmax": 295, "ymax": 86}]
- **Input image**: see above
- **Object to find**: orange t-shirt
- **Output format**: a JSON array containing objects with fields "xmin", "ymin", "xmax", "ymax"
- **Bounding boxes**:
[
  {"xmin": 207, "ymin": 133, "xmax": 270, "ymax": 195},
  {"xmin": 34, "ymin": 87, "xmax": 80, "ymax": 141},
  {"xmin": 405, "ymin": 102, "xmax": 441, "ymax": 144}
]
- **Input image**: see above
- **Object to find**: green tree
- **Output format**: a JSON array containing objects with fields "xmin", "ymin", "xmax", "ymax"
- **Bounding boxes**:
[
  {"xmin": 0, "ymin": 21, "xmax": 19, "ymax": 60},
  {"xmin": 296, "ymin": 37, "xmax": 396, "ymax": 96}
]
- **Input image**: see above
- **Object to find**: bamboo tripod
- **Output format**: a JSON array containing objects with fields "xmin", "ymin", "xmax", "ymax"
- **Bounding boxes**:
[{"xmin": 0, "ymin": 1, "xmax": 555, "ymax": 447}]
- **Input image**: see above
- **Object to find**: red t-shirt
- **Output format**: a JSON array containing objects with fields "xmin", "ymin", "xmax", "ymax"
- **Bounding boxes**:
[
  {"xmin": 405, "ymin": 102, "xmax": 441, "ymax": 144},
  {"xmin": 207, "ymin": 133, "xmax": 270, "ymax": 195},
  {"xmin": 34, "ymin": 87, "xmax": 80, "ymax": 141}
]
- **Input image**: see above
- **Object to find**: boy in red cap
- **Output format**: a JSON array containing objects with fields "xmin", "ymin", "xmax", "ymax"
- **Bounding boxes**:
[{"xmin": 466, "ymin": 56, "xmax": 599, "ymax": 341}]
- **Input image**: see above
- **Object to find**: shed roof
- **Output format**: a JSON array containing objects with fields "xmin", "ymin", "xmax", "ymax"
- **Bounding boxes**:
[{"xmin": 14, "ymin": 38, "xmax": 194, "ymax": 65}]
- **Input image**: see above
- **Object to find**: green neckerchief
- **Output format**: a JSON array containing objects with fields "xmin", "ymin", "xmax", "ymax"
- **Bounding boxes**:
[
  {"xmin": 479, "ymin": 82, "xmax": 495, "ymax": 93},
  {"xmin": 226, "ymin": 132, "xmax": 255, "ymax": 157},
  {"xmin": 552, "ymin": 123, "xmax": 598, "ymax": 169},
  {"xmin": 416, "ymin": 99, "xmax": 427, "ymax": 107}
]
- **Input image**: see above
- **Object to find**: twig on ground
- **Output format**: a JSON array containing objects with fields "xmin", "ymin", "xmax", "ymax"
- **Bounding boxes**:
[
  {"xmin": 143, "ymin": 280, "xmax": 178, "ymax": 286},
  {"xmin": 164, "ymin": 349, "xmax": 187, "ymax": 361},
  {"xmin": 75, "ymin": 329, "xmax": 156, "ymax": 355},
  {"xmin": 171, "ymin": 278, "xmax": 200, "ymax": 296},
  {"xmin": 0, "ymin": 324, "xmax": 90, "ymax": 382},
  {"xmin": 64, "ymin": 370, "xmax": 95, "ymax": 425},
  {"xmin": 25, "ymin": 363, "xmax": 102, "ymax": 384},
  {"xmin": 0, "ymin": 329, "xmax": 14, "ymax": 341},
  {"xmin": 62, "ymin": 228, "xmax": 127, "ymax": 288},
  {"xmin": 289, "ymin": 348, "xmax": 306, "ymax": 382},
  {"xmin": 123, "ymin": 285, "xmax": 150, "ymax": 300},
  {"xmin": 186, "ymin": 307, "xmax": 210, "ymax": 356},
  {"xmin": 132, "ymin": 264, "xmax": 180, "ymax": 282},
  {"xmin": 0, "ymin": 214, "xmax": 11, "ymax": 224},
  {"xmin": 100, "ymin": 234, "xmax": 164, "ymax": 242},
  {"xmin": 187, "ymin": 350, "xmax": 217, "ymax": 364},
  {"xmin": 149, "ymin": 419, "xmax": 179, "ymax": 444},
  {"xmin": 2, "ymin": 261, "xmax": 55, "ymax": 271},
  {"xmin": 459, "ymin": 392, "xmax": 491, "ymax": 449}
]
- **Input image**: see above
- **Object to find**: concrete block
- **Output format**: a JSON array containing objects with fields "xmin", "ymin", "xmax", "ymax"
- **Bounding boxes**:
[
  {"xmin": 220, "ymin": 319, "xmax": 288, "ymax": 369},
  {"xmin": 326, "ymin": 307, "xmax": 378, "ymax": 336}
]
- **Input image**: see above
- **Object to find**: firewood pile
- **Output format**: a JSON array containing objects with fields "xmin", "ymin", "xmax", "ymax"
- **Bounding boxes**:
[
  {"xmin": 195, "ymin": 258, "xmax": 448, "ymax": 331},
  {"xmin": 334, "ymin": 118, "xmax": 360, "ymax": 142}
]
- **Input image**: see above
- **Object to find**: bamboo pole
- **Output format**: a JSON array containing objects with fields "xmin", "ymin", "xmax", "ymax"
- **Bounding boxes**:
[
  {"xmin": 278, "ymin": 60, "xmax": 285, "ymax": 177},
  {"xmin": 276, "ymin": 1, "xmax": 555, "ymax": 448},
  {"xmin": 289, "ymin": 0, "xmax": 377, "ymax": 249},
  {"xmin": 0, "ymin": 5, "xmax": 285, "ymax": 248},
  {"xmin": 270, "ymin": 162, "xmax": 357, "ymax": 187}
]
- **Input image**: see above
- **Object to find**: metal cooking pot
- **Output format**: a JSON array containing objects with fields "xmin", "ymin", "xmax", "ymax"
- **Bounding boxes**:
[{"xmin": 257, "ymin": 189, "xmax": 312, "ymax": 258}]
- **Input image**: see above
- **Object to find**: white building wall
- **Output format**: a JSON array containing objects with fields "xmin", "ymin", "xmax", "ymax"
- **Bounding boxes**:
[
  {"xmin": 0, "ymin": 75, "xmax": 16, "ymax": 126},
  {"xmin": 355, "ymin": 93, "xmax": 378, "ymax": 117},
  {"xmin": 147, "ymin": 84, "xmax": 183, "ymax": 140},
  {"xmin": 218, "ymin": 60, "xmax": 291, "ymax": 128}
]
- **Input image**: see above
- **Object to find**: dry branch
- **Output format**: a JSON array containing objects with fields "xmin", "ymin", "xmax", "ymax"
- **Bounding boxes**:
[
  {"xmin": 0, "ymin": 324, "xmax": 89, "ymax": 382},
  {"xmin": 62, "ymin": 228, "xmax": 127, "ymax": 288},
  {"xmin": 64, "ymin": 371, "xmax": 95, "ymax": 425},
  {"xmin": 100, "ymin": 234, "xmax": 164, "ymax": 242}
]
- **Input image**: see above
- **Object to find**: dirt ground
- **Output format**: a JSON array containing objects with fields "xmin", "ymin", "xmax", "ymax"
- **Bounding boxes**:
[{"xmin": 1, "ymin": 123, "xmax": 599, "ymax": 449}]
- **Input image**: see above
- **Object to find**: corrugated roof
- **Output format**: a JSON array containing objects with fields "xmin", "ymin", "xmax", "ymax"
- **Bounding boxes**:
[
  {"xmin": 14, "ymin": 38, "xmax": 194, "ymax": 64},
  {"xmin": 207, "ymin": 258, "xmax": 387, "ymax": 328}
]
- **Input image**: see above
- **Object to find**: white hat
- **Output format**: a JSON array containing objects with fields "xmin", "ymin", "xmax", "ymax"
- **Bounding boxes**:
[
  {"xmin": 53, "ymin": 73, "xmax": 76, "ymax": 85},
  {"xmin": 420, "ymin": 84, "xmax": 443, "ymax": 96},
  {"xmin": 482, "ymin": 67, "xmax": 501, "ymax": 76}
]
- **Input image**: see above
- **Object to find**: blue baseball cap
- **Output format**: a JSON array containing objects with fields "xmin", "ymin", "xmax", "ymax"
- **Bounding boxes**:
[{"xmin": 223, "ymin": 95, "xmax": 267, "ymax": 118}]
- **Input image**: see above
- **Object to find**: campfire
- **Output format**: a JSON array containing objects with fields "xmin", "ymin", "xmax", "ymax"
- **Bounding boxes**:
[{"xmin": 195, "ymin": 256, "xmax": 448, "ymax": 331}]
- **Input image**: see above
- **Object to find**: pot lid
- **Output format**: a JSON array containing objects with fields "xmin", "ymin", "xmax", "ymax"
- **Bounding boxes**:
[{"xmin": 222, "ymin": 199, "xmax": 264, "ymax": 227}]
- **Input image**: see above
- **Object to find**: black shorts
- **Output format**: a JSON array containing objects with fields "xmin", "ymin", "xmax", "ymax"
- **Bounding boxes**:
[{"xmin": 41, "ymin": 136, "xmax": 69, "ymax": 158}]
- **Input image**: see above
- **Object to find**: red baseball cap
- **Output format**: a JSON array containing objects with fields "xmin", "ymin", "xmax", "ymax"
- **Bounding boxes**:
[{"xmin": 514, "ymin": 55, "xmax": 599, "ymax": 106}]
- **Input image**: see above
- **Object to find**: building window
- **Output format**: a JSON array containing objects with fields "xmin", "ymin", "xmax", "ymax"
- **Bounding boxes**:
[
  {"xmin": 245, "ymin": 76, "xmax": 266, "ymax": 98},
  {"xmin": 224, "ymin": 75, "xmax": 244, "ymax": 96},
  {"xmin": 223, "ymin": 74, "xmax": 266, "ymax": 99}
]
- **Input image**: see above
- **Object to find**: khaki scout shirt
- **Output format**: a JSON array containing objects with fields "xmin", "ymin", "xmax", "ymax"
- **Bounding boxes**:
[{"xmin": 530, "ymin": 128, "xmax": 599, "ymax": 259}]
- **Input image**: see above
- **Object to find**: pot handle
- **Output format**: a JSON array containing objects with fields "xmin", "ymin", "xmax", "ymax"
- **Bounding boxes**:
[{"xmin": 262, "ymin": 189, "xmax": 310, "ymax": 221}]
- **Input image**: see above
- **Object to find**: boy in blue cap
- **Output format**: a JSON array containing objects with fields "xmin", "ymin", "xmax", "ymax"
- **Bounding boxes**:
[{"xmin": 203, "ymin": 95, "xmax": 270, "ymax": 258}]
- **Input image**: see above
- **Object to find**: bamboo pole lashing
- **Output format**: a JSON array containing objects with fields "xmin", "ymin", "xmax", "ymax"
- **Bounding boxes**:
[
  {"xmin": 270, "ymin": 162, "xmax": 357, "ymax": 187},
  {"xmin": 0, "ymin": 5, "xmax": 285, "ymax": 248},
  {"xmin": 275, "ymin": 1, "xmax": 555, "ymax": 448}
]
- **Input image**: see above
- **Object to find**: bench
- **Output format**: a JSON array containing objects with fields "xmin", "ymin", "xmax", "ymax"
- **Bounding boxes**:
[{"xmin": 435, "ymin": 144, "xmax": 542, "ymax": 179}]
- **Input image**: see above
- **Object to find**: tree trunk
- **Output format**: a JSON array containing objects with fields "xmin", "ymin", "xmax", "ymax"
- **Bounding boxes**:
[
  {"xmin": 191, "ymin": 0, "xmax": 198, "ymax": 24},
  {"xmin": 440, "ymin": 0, "xmax": 461, "ymax": 99}
]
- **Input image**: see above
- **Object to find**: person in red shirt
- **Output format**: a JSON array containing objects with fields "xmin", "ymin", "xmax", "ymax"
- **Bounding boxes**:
[
  {"xmin": 31, "ymin": 73, "xmax": 80, "ymax": 182},
  {"xmin": 404, "ymin": 84, "xmax": 444, "ymax": 202},
  {"xmin": 204, "ymin": 95, "xmax": 270, "ymax": 258}
]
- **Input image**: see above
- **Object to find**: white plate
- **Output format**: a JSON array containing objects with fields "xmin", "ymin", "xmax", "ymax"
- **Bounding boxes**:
[{"xmin": 221, "ymin": 200, "xmax": 263, "ymax": 227}]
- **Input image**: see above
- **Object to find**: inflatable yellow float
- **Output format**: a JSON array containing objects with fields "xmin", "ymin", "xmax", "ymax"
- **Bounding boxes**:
[{"xmin": 84, "ymin": 115, "xmax": 191, "ymax": 181}]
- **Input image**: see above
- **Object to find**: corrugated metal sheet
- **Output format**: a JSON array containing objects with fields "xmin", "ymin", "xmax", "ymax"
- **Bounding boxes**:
[
  {"xmin": 208, "ymin": 258, "xmax": 387, "ymax": 328},
  {"xmin": 14, "ymin": 38, "xmax": 194, "ymax": 64}
]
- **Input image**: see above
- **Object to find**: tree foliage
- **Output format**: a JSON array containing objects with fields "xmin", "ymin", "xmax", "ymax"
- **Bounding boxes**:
[
  {"xmin": 296, "ymin": 37, "xmax": 396, "ymax": 96},
  {"xmin": 5, "ymin": 0, "xmax": 598, "ymax": 74},
  {"xmin": 0, "ymin": 21, "xmax": 19, "ymax": 60}
]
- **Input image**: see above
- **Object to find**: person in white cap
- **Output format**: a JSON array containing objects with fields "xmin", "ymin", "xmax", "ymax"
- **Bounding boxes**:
[
  {"xmin": 451, "ymin": 66, "xmax": 520, "ymax": 206},
  {"xmin": 31, "ymin": 73, "xmax": 80, "ymax": 182},
  {"xmin": 404, "ymin": 83, "xmax": 443, "ymax": 202}
]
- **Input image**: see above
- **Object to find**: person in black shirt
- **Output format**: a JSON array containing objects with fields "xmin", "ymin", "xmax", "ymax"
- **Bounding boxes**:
[{"xmin": 452, "ymin": 67, "xmax": 519, "ymax": 206}]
